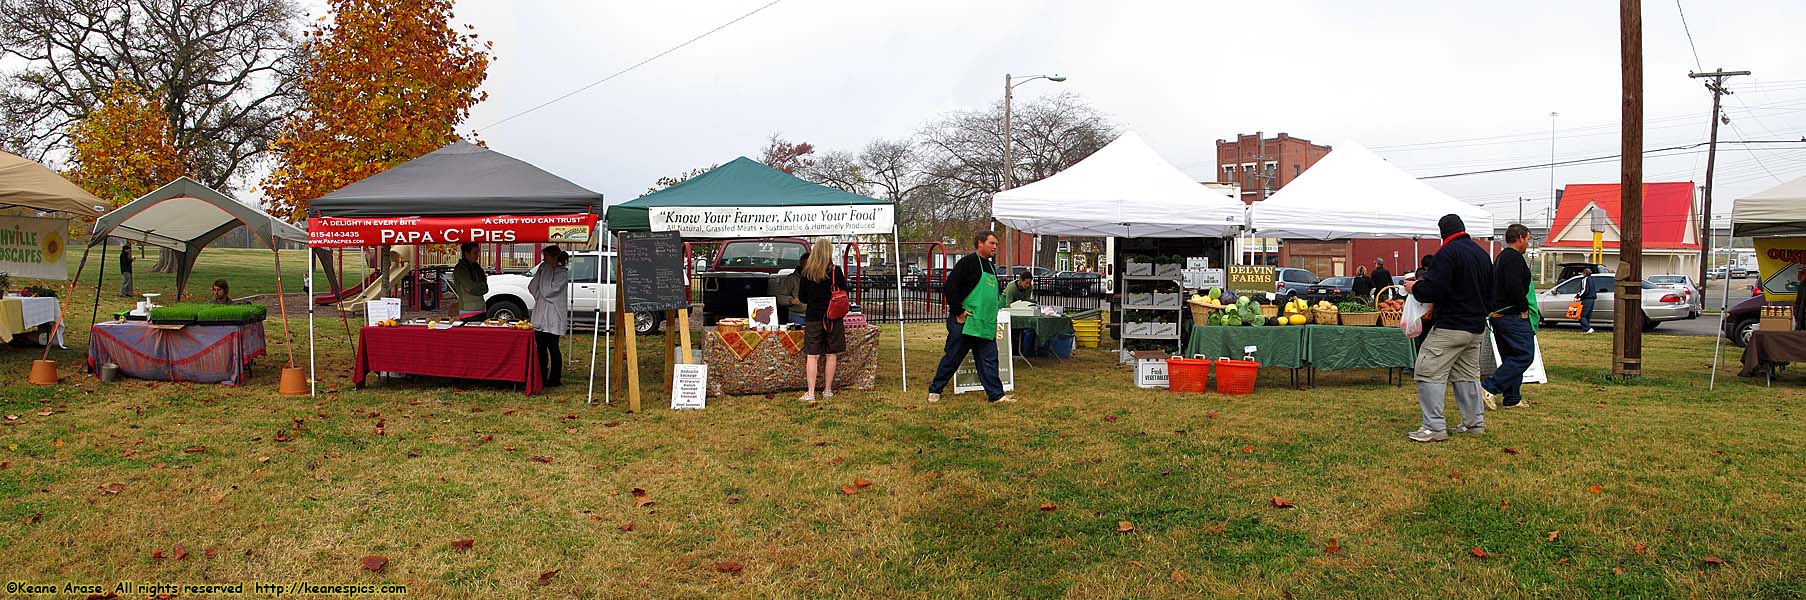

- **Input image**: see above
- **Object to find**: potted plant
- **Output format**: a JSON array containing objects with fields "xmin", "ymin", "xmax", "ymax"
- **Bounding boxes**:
[{"xmin": 148, "ymin": 303, "xmax": 200, "ymax": 325}]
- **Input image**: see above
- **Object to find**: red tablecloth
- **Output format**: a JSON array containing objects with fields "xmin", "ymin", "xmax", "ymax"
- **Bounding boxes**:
[
  {"xmin": 354, "ymin": 325, "xmax": 542, "ymax": 395},
  {"xmin": 88, "ymin": 321, "xmax": 267, "ymax": 386}
]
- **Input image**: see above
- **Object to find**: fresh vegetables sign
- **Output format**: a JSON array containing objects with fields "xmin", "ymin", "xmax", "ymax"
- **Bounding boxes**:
[{"xmin": 0, "ymin": 216, "xmax": 69, "ymax": 280}]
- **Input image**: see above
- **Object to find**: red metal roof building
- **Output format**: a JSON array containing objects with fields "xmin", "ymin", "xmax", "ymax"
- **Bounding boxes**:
[{"xmin": 1544, "ymin": 182, "xmax": 1700, "ymax": 277}]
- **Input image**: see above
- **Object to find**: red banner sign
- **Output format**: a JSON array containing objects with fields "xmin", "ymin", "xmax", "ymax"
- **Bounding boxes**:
[{"xmin": 307, "ymin": 213, "xmax": 597, "ymax": 247}]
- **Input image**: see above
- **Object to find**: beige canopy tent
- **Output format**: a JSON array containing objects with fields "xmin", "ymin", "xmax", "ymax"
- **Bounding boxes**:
[{"xmin": 0, "ymin": 150, "xmax": 106, "ymax": 217}]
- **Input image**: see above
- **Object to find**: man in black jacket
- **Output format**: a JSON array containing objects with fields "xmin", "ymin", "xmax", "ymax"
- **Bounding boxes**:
[
  {"xmin": 1370, "ymin": 258, "xmax": 1392, "ymax": 290},
  {"xmin": 1403, "ymin": 214, "xmax": 1494, "ymax": 442},
  {"xmin": 926, "ymin": 232, "xmax": 1014, "ymax": 404},
  {"xmin": 119, "ymin": 241, "xmax": 134, "ymax": 297},
  {"xmin": 1482, "ymin": 224, "xmax": 1535, "ymax": 410}
]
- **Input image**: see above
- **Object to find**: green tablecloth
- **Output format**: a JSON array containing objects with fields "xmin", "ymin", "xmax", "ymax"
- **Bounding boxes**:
[
  {"xmin": 1184, "ymin": 326, "xmax": 1305, "ymax": 369},
  {"xmin": 1010, "ymin": 314, "xmax": 1075, "ymax": 341},
  {"xmin": 1303, "ymin": 325, "xmax": 1415, "ymax": 371}
]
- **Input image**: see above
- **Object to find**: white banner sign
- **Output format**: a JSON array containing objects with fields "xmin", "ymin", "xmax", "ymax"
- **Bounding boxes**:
[
  {"xmin": 0, "ymin": 216, "xmax": 69, "ymax": 281},
  {"xmin": 648, "ymin": 205, "xmax": 895, "ymax": 238}
]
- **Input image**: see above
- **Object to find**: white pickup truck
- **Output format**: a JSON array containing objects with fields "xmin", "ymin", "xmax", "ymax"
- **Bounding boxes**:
[{"xmin": 481, "ymin": 251, "xmax": 659, "ymax": 334}]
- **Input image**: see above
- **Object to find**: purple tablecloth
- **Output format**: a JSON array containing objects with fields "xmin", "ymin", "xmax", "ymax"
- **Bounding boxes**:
[{"xmin": 88, "ymin": 321, "xmax": 268, "ymax": 386}]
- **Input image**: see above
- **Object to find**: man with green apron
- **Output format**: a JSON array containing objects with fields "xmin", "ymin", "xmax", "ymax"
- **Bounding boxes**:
[{"xmin": 927, "ymin": 231, "xmax": 1015, "ymax": 403}]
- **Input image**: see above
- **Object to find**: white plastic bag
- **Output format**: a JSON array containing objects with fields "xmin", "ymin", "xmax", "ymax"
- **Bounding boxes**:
[{"xmin": 1401, "ymin": 295, "xmax": 1432, "ymax": 338}]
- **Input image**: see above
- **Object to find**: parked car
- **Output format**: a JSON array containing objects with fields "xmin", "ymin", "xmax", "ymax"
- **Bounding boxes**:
[
  {"xmin": 1556, "ymin": 262, "xmax": 1613, "ymax": 283},
  {"xmin": 1645, "ymin": 275, "xmax": 1702, "ymax": 317},
  {"xmin": 998, "ymin": 265, "xmax": 1054, "ymax": 279},
  {"xmin": 1708, "ymin": 265, "xmax": 1751, "ymax": 279},
  {"xmin": 483, "ymin": 251, "xmax": 653, "ymax": 333},
  {"xmin": 1274, "ymin": 267, "xmax": 1319, "ymax": 295},
  {"xmin": 1721, "ymin": 293, "xmax": 1790, "ymax": 347},
  {"xmin": 1535, "ymin": 273, "xmax": 1694, "ymax": 330},
  {"xmin": 902, "ymin": 266, "xmax": 946, "ymax": 291},
  {"xmin": 699, "ymin": 238, "xmax": 811, "ymax": 328},
  {"xmin": 1046, "ymin": 271, "xmax": 1106, "ymax": 297},
  {"xmin": 1303, "ymin": 276, "xmax": 1357, "ymax": 304}
]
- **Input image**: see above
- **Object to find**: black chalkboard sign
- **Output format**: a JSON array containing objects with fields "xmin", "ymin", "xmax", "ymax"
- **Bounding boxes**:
[{"xmin": 619, "ymin": 230, "xmax": 688, "ymax": 314}]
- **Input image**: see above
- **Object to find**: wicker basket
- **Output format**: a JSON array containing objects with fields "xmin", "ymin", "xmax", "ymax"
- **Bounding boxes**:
[
  {"xmin": 1379, "ymin": 310, "xmax": 1403, "ymax": 328},
  {"xmin": 1375, "ymin": 285, "xmax": 1406, "ymax": 304},
  {"xmin": 716, "ymin": 322, "xmax": 748, "ymax": 334},
  {"xmin": 1311, "ymin": 308, "xmax": 1339, "ymax": 325},
  {"xmin": 1189, "ymin": 303, "xmax": 1218, "ymax": 325},
  {"xmin": 1260, "ymin": 304, "xmax": 1278, "ymax": 318},
  {"xmin": 1339, "ymin": 311, "xmax": 1380, "ymax": 327}
]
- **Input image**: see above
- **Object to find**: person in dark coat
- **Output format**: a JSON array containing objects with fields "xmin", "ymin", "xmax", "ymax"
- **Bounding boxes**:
[
  {"xmin": 1403, "ymin": 214, "xmax": 1494, "ymax": 442},
  {"xmin": 1370, "ymin": 258, "xmax": 1393, "ymax": 290},
  {"xmin": 926, "ymin": 232, "xmax": 1014, "ymax": 404},
  {"xmin": 119, "ymin": 242, "xmax": 135, "ymax": 297},
  {"xmin": 1352, "ymin": 264, "xmax": 1374, "ymax": 298},
  {"xmin": 797, "ymin": 239, "xmax": 849, "ymax": 401},
  {"xmin": 1576, "ymin": 266, "xmax": 1600, "ymax": 334},
  {"xmin": 1482, "ymin": 224, "xmax": 1536, "ymax": 410}
]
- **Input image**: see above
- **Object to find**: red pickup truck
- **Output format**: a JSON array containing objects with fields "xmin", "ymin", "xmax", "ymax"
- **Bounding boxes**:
[{"xmin": 697, "ymin": 238, "xmax": 811, "ymax": 326}]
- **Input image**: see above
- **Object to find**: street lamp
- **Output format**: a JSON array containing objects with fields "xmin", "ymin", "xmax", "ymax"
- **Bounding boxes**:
[{"xmin": 1000, "ymin": 73, "xmax": 1067, "ymax": 267}]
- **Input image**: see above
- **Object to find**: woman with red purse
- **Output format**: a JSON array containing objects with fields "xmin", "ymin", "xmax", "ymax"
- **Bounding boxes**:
[{"xmin": 798, "ymin": 238, "xmax": 850, "ymax": 401}]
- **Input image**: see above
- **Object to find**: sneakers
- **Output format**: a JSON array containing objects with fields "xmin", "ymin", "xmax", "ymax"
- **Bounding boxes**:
[
  {"xmin": 1407, "ymin": 427, "xmax": 1449, "ymax": 442},
  {"xmin": 926, "ymin": 392, "xmax": 941, "ymax": 404},
  {"xmin": 798, "ymin": 393, "xmax": 816, "ymax": 402},
  {"xmin": 1482, "ymin": 388, "xmax": 1499, "ymax": 411},
  {"xmin": 1501, "ymin": 399, "xmax": 1525, "ymax": 409},
  {"xmin": 823, "ymin": 390, "xmax": 835, "ymax": 398},
  {"xmin": 1455, "ymin": 423, "xmax": 1485, "ymax": 435},
  {"xmin": 992, "ymin": 395, "xmax": 1018, "ymax": 403},
  {"xmin": 1583, "ymin": 328, "xmax": 1595, "ymax": 335}
]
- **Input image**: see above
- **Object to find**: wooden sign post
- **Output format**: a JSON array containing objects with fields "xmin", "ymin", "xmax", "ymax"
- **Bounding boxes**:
[{"xmin": 617, "ymin": 231, "xmax": 690, "ymax": 412}]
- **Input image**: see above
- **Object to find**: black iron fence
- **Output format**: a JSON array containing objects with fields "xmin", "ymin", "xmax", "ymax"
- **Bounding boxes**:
[{"xmin": 852, "ymin": 273, "xmax": 1106, "ymax": 323}]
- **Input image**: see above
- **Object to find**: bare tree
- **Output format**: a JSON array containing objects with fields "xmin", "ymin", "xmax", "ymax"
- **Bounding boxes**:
[
  {"xmin": 0, "ymin": 0, "xmax": 303, "ymax": 191},
  {"xmin": 758, "ymin": 132, "xmax": 815, "ymax": 174},
  {"xmin": 915, "ymin": 91, "xmax": 1117, "ymax": 238},
  {"xmin": 798, "ymin": 149, "xmax": 867, "ymax": 194}
]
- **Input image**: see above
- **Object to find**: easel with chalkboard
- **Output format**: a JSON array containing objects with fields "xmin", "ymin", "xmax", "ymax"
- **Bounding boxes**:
[{"xmin": 615, "ymin": 231, "xmax": 690, "ymax": 412}]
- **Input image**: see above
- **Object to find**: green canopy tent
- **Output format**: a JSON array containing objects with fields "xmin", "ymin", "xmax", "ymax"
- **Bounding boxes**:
[{"xmin": 602, "ymin": 157, "xmax": 906, "ymax": 400}]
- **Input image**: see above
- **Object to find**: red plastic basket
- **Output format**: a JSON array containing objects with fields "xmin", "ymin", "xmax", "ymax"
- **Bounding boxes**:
[
  {"xmin": 1214, "ymin": 359, "xmax": 1260, "ymax": 395},
  {"xmin": 1167, "ymin": 357, "xmax": 1212, "ymax": 394}
]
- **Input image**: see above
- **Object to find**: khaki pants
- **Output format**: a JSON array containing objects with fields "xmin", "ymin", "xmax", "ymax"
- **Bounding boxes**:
[{"xmin": 1414, "ymin": 327, "xmax": 1485, "ymax": 432}]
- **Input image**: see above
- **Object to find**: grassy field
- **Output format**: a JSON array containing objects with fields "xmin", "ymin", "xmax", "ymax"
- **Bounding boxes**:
[{"xmin": 0, "ymin": 249, "xmax": 1801, "ymax": 598}]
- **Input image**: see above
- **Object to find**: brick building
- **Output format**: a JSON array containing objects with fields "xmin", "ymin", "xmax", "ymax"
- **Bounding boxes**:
[{"xmin": 1215, "ymin": 133, "xmax": 1333, "ymax": 204}]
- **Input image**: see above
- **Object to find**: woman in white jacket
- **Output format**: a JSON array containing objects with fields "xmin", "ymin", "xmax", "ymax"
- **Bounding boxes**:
[{"xmin": 528, "ymin": 246, "xmax": 571, "ymax": 387}]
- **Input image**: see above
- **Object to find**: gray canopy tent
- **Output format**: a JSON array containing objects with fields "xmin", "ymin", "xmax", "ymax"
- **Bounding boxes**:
[{"xmin": 80, "ymin": 177, "xmax": 308, "ymax": 368}]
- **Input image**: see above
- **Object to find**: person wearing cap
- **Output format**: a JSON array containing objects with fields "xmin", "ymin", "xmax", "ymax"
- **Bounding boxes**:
[
  {"xmin": 1403, "ymin": 214, "xmax": 1495, "ymax": 442},
  {"xmin": 1370, "ymin": 258, "xmax": 1393, "ymax": 290},
  {"xmin": 528, "ymin": 246, "xmax": 570, "ymax": 387},
  {"xmin": 1002, "ymin": 271, "xmax": 1034, "ymax": 305}
]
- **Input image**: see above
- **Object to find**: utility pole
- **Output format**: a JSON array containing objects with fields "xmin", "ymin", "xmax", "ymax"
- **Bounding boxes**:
[
  {"xmin": 1688, "ymin": 67, "xmax": 1750, "ymax": 286},
  {"xmin": 1000, "ymin": 73, "xmax": 1015, "ymax": 268},
  {"xmin": 1615, "ymin": 0, "xmax": 1643, "ymax": 378}
]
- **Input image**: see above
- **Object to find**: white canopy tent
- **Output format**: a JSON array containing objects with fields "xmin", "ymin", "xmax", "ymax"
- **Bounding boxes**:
[
  {"xmin": 1250, "ymin": 140, "xmax": 1493, "ymax": 240},
  {"xmin": 1731, "ymin": 175, "xmax": 1806, "ymax": 238},
  {"xmin": 993, "ymin": 131, "xmax": 1246, "ymax": 238}
]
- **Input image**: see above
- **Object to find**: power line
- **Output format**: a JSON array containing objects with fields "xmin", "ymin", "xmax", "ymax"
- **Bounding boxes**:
[
  {"xmin": 1417, "ymin": 140, "xmax": 1806, "ymax": 180},
  {"xmin": 1675, "ymin": 0, "xmax": 1704, "ymax": 72},
  {"xmin": 475, "ymin": 0, "xmax": 786, "ymax": 132},
  {"xmin": 1724, "ymin": 121, "xmax": 1786, "ymax": 184}
]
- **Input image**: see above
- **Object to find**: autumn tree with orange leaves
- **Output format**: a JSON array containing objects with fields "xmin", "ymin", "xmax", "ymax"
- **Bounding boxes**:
[
  {"xmin": 66, "ymin": 81, "xmax": 186, "ymax": 237},
  {"xmin": 262, "ymin": 0, "xmax": 492, "ymax": 222}
]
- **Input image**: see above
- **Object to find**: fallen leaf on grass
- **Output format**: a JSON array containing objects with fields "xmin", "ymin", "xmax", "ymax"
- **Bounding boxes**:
[
  {"xmin": 563, "ymin": 413, "xmax": 578, "ymax": 420},
  {"xmin": 1702, "ymin": 556, "xmax": 1726, "ymax": 566},
  {"xmin": 1324, "ymin": 538, "xmax": 1342, "ymax": 554},
  {"xmin": 451, "ymin": 539, "xmax": 474, "ymax": 549},
  {"xmin": 54, "ymin": 438, "xmax": 63, "ymax": 448},
  {"xmin": 36, "ymin": 409, "xmax": 53, "ymax": 416},
  {"xmin": 726, "ymin": 496, "xmax": 742, "ymax": 505},
  {"xmin": 274, "ymin": 431, "xmax": 293, "ymax": 443},
  {"xmin": 98, "ymin": 482, "xmax": 125, "ymax": 496},
  {"xmin": 1588, "ymin": 484, "xmax": 1604, "ymax": 495},
  {"xmin": 1269, "ymin": 497, "xmax": 1295, "ymax": 508},
  {"xmin": 1503, "ymin": 447, "xmax": 1520, "ymax": 455},
  {"xmin": 4, "ymin": 414, "xmax": 16, "ymax": 420},
  {"xmin": 1206, "ymin": 411, "xmax": 1219, "ymax": 419},
  {"xmin": 1614, "ymin": 567, "xmax": 1625, "ymax": 576},
  {"xmin": 204, "ymin": 548, "xmax": 216, "ymax": 559},
  {"xmin": 1039, "ymin": 501, "xmax": 1057, "ymax": 512},
  {"xmin": 840, "ymin": 485, "xmax": 860, "ymax": 496},
  {"xmin": 1240, "ymin": 445, "xmax": 1255, "ymax": 454},
  {"xmin": 619, "ymin": 522, "xmax": 635, "ymax": 532},
  {"xmin": 603, "ymin": 421, "xmax": 621, "ymax": 428},
  {"xmin": 1202, "ymin": 522, "xmax": 1226, "ymax": 535},
  {"xmin": 1633, "ymin": 543, "xmax": 1647, "ymax": 555},
  {"xmin": 1126, "ymin": 560, "xmax": 1147, "ymax": 569},
  {"xmin": 0, "ymin": 461, "xmax": 8, "ymax": 469},
  {"xmin": 632, "ymin": 488, "xmax": 654, "ymax": 508},
  {"xmin": 503, "ymin": 445, "xmax": 516, "ymax": 452},
  {"xmin": 531, "ymin": 455, "xmax": 554, "ymax": 464},
  {"xmin": 537, "ymin": 569, "xmax": 559, "ymax": 585},
  {"xmin": 152, "ymin": 550, "xmax": 163, "ymax": 559},
  {"xmin": 715, "ymin": 562, "xmax": 743, "ymax": 574},
  {"xmin": 564, "ymin": 428, "xmax": 577, "ymax": 434},
  {"xmin": 826, "ymin": 456, "xmax": 844, "ymax": 465},
  {"xmin": 812, "ymin": 440, "xmax": 829, "ymax": 447},
  {"xmin": 173, "ymin": 544, "xmax": 188, "ymax": 560},
  {"xmin": 1117, "ymin": 521, "xmax": 1135, "ymax": 533},
  {"xmin": 360, "ymin": 555, "xmax": 387, "ymax": 572},
  {"xmin": 23, "ymin": 512, "xmax": 42, "ymax": 525},
  {"xmin": 1499, "ymin": 499, "xmax": 1511, "ymax": 509},
  {"xmin": 257, "ymin": 456, "xmax": 270, "ymax": 463},
  {"xmin": 183, "ymin": 446, "xmax": 206, "ymax": 453},
  {"xmin": 854, "ymin": 478, "xmax": 873, "ymax": 489},
  {"xmin": 1547, "ymin": 530, "xmax": 1561, "ymax": 542},
  {"xmin": 1449, "ymin": 470, "xmax": 1461, "ymax": 480},
  {"xmin": 1555, "ymin": 558, "xmax": 1571, "ymax": 566},
  {"xmin": 121, "ymin": 450, "xmax": 136, "ymax": 458},
  {"xmin": 1103, "ymin": 415, "xmax": 1118, "ymax": 422},
  {"xmin": 501, "ymin": 408, "xmax": 518, "ymax": 416},
  {"xmin": 1171, "ymin": 570, "xmax": 1186, "ymax": 583},
  {"xmin": 1470, "ymin": 547, "xmax": 1489, "ymax": 559}
]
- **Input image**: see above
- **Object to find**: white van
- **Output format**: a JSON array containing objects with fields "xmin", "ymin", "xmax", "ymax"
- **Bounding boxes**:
[{"xmin": 483, "ymin": 251, "xmax": 654, "ymax": 333}]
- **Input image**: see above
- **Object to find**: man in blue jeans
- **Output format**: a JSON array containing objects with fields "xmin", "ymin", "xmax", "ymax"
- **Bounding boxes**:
[
  {"xmin": 1577, "ymin": 266, "xmax": 1599, "ymax": 334},
  {"xmin": 926, "ymin": 231, "xmax": 1015, "ymax": 404},
  {"xmin": 1483, "ymin": 224, "xmax": 1537, "ymax": 411}
]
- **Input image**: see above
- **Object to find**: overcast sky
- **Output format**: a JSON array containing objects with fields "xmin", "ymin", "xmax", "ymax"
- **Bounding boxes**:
[{"xmin": 378, "ymin": 1, "xmax": 1801, "ymax": 228}]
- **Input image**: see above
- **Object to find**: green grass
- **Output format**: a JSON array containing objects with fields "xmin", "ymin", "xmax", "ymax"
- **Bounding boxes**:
[{"xmin": 0, "ymin": 249, "xmax": 1800, "ymax": 597}]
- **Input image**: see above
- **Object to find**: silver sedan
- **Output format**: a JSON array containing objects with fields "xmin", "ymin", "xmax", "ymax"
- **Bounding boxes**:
[{"xmin": 1536, "ymin": 274, "xmax": 1697, "ymax": 330}]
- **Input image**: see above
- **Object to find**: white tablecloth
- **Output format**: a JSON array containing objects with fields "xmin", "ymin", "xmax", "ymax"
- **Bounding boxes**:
[{"xmin": 7, "ymin": 296, "xmax": 64, "ymax": 347}]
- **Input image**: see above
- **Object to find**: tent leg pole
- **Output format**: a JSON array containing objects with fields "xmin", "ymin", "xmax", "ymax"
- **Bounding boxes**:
[
  {"xmin": 606, "ymin": 232, "xmax": 616, "ymax": 405},
  {"xmin": 309, "ymin": 250, "xmax": 317, "ymax": 397},
  {"xmin": 893, "ymin": 224, "xmax": 907, "ymax": 393},
  {"xmin": 1710, "ymin": 247, "xmax": 1732, "ymax": 391},
  {"xmin": 90, "ymin": 238, "xmax": 109, "ymax": 329},
  {"xmin": 272, "ymin": 243, "xmax": 296, "ymax": 367},
  {"xmin": 48, "ymin": 244, "xmax": 95, "ymax": 362},
  {"xmin": 586, "ymin": 229, "xmax": 606, "ymax": 405}
]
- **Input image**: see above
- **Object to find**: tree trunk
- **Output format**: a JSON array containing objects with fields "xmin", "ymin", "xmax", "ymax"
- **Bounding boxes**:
[{"xmin": 152, "ymin": 247, "xmax": 180, "ymax": 273}]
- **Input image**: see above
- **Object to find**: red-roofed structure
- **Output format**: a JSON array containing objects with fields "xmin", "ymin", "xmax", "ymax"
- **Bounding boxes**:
[{"xmin": 1544, "ymin": 182, "xmax": 1700, "ymax": 277}]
